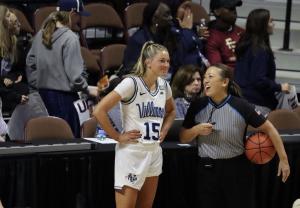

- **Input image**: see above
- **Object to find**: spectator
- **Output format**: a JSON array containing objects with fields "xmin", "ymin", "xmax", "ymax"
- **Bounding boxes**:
[
  {"xmin": 121, "ymin": 0, "xmax": 206, "ymax": 79},
  {"xmin": 26, "ymin": 0, "xmax": 91, "ymax": 137},
  {"xmin": 235, "ymin": 9, "xmax": 290, "ymax": 115},
  {"xmin": 0, "ymin": 5, "xmax": 48, "ymax": 141},
  {"xmin": 175, "ymin": 1, "xmax": 210, "ymax": 66},
  {"xmin": 205, "ymin": 0, "xmax": 244, "ymax": 71},
  {"xmin": 0, "ymin": 5, "xmax": 29, "ymax": 113},
  {"xmin": 171, "ymin": 64, "xmax": 203, "ymax": 118}
]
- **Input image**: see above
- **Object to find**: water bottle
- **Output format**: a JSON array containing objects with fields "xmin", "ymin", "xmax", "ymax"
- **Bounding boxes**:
[
  {"xmin": 200, "ymin": 18, "xmax": 206, "ymax": 25},
  {"xmin": 197, "ymin": 18, "xmax": 207, "ymax": 40},
  {"xmin": 197, "ymin": 18, "xmax": 210, "ymax": 67},
  {"xmin": 95, "ymin": 125, "xmax": 106, "ymax": 140}
]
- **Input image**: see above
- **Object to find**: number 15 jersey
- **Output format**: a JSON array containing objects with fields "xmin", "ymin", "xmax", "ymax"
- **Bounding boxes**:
[{"xmin": 114, "ymin": 76, "xmax": 172, "ymax": 144}]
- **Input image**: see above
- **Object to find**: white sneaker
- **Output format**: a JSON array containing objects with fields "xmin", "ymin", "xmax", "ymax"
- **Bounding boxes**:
[{"xmin": 293, "ymin": 199, "xmax": 300, "ymax": 208}]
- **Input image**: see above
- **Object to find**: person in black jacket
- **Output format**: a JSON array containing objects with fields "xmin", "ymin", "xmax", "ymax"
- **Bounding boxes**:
[
  {"xmin": 235, "ymin": 9, "xmax": 290, "ymax": 115},
  {"xmin": 121, "ymin": 0, "xmax": 206, "ymax": 80},
  {"xmin": 0, "ymin": 5, "xmax": 29, "ymax": 113}
]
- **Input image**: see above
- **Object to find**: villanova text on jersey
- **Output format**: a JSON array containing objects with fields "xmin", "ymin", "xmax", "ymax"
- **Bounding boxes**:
[{"xmin": 136, "ymin": 101, "xmax": 165, "ymax": 118}]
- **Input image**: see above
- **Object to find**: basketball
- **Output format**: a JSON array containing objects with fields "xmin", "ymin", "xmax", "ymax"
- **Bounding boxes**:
[{"xmin": 245, "ymin": 132, "xmax": 276, "ymax": 164}]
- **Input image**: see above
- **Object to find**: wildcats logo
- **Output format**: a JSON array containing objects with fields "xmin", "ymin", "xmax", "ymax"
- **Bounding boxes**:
[
  {"xmin": 126, "ymin": 173, "xmax": 137, "ymax": 183},
  {"xmin": 136, "ymin": 101, "xmax": 165, "ymax": 118}
]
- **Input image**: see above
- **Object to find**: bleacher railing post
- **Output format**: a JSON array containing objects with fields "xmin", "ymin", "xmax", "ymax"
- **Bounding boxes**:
[{"xmin": 281, "ymin": 0, "xmax": 293, "ymax": 51}]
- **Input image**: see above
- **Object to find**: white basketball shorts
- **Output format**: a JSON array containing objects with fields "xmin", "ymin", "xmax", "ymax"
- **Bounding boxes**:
[{"xmin": 114, "ymin": 142, "xmax": 162, "ymax": 191}]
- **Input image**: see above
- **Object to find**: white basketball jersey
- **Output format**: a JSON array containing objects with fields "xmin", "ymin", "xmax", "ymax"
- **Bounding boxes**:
[{"xmin": 120, "ymin": 76, "xmax": 169, "ymax": 144}]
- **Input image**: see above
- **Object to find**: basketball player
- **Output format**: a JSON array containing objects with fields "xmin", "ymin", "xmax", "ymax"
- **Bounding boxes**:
[
  {"xmin": 179, "ymin": 64, "xmax": 290, "ymax": 208},
  {"xmin": 93, "ymin": 42, "xmax": 176, "ymax": 208}
]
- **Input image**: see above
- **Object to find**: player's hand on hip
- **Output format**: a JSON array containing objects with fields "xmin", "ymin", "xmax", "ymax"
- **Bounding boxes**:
[
  {"xmin": 159, "ymin": 130, "xmax": 167, "ymax": 143},
  {"xmin": 118, "ymin": 130, "xmax": 141, "ymax": 144},
  {"xmin": 193, "ymin": 123, "xmax": 213, "ymax": 136},
  {"xmin": 277, "ymin": 159, "xmax": 290, "ymax": 183}
]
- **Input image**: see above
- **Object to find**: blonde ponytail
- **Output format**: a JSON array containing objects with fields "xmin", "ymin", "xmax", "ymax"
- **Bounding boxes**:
[
  {"xmin": 42, "ymin": 11, "xmax": 69, "ymax": 49},
  {"xmin": 132, "ymin": 41, "xmax": 168, "ymax": 76}
]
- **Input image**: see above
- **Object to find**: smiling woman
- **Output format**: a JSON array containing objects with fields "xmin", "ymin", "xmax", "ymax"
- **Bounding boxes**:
[
  {"xmin": 180, "ymin": 63, "xmax": 290, "ymax": 208},
  {"xmin": 0, "ymin": 5, "xmax": 29, "ymax": 114},
  {"xmin": 93, "ymin": 41, "xmax": 176, "ymax": 208}
]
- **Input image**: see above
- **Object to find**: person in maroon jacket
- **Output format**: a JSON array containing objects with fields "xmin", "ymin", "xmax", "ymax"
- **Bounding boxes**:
[{"xmin": 205, "ymin": 0, "xmax": 244, "ymax": 72}]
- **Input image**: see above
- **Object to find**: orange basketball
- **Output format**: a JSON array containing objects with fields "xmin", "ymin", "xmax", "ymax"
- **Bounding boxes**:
[{"xmin": 245, "ymin": 132, "xmax": 276, "ymax": 164}]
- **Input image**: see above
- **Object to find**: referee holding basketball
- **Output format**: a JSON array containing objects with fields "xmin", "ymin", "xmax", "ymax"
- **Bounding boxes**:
[{"xmin": 180, "ymin": 64, "xmax": 290, "ymax": 208}]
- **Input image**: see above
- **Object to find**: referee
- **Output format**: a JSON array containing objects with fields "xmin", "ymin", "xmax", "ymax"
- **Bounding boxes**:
[{"xmin": 179, "ymin": 64, "xmax": 290, "ymax": 208}]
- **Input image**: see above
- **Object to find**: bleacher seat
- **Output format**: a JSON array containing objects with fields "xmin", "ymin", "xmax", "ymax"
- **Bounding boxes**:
[
  {"xmin": 82, "ymin": 3, "xmax": 125, "ymax": 49},
  {"xmin": 81, "ymin": 117, "xmax": 97, "ymax": 138},
  {"xmin": 33, "ymin": 6, "xmax": 56, "ymax": 32},
  {"xmin": 100, "ymin": 44, "xmax": 126, "ymax": 77},
  {"xmin": 25, "ymin": 116, "xmax": 74, "ymax": 141},
  {"xmin": 267, "ymin": 109, "xmax": 300, "ymax": 131},
  {"xmin": 124, "ymin": 2, "xmax": 147, "ymax": 40}
]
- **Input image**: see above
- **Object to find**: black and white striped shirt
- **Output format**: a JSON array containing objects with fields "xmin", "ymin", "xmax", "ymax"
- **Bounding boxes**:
[{"xmin": 183, "ymin": 95, "xmax": 266, "ymax": 159}]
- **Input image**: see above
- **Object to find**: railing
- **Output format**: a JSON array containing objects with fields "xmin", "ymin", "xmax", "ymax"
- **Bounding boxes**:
[{"xmin": 281, "ymin": 0, "xmax": 293, "ymax": 51}]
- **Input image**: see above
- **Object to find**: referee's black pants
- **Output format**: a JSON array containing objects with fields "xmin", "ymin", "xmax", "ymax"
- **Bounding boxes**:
[{"xmin": 197, "ymin": 154, "xmax": 254, "ymax": 208}]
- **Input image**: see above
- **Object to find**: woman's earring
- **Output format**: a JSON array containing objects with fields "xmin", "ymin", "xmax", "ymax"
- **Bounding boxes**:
[{"xmin": 155, "ymin": 23, "xmax": 158, "ymax": 27}]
